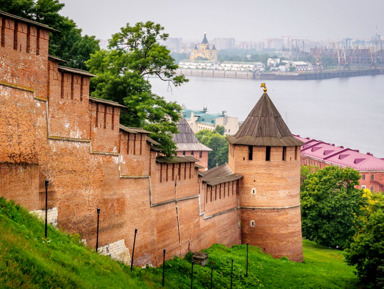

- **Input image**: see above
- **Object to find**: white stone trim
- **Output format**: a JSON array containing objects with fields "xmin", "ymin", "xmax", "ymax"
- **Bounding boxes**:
[
  {"xmin": 31, "ymin": 207, "xmax": 58, "ymax": 227},
  {"xmin": 98, "ymin": 239, "xmax": 130, "ymax": 265}
]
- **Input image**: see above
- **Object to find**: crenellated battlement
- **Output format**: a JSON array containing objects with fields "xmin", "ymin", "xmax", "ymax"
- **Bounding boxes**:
[
  {"xmin": 0, "ymin": 11, "xmax": 303, "ymax": 266},
  {"xmin": 0, "ymin": 11, "xmax": 52, "ymax": 56}
]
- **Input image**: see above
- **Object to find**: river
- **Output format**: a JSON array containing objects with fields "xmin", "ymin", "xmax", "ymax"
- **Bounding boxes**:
[{"xmin": 150, "ymin": 75, "xmax": 384, "ymax": 158}]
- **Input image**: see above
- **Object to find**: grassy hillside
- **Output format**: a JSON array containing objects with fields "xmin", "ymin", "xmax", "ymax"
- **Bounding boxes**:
[{"xmin": 0, "ymin": 197, "xmax": 359, "ymax": 288}]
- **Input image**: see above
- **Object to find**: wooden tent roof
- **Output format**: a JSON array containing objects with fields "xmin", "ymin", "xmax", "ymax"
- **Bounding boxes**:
[
  {"xmin": 199, "ymin": 164, "xmax": 242, "ymax": 186},
  {"xmin": 227, "ymin": 92, "xmax": 303, "ymax": 147},
  {"xmin": 173, "ymin": 118, "xmax": 212, "ymax": 151}
]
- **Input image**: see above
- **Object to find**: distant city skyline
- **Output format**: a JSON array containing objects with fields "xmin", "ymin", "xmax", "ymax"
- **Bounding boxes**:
[{"xmin": 60, "ymin": 0, "xmax": 383, "ymax": 43}]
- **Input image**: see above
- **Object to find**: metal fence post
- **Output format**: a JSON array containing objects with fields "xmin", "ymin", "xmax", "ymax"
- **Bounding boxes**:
[
  {"xmin": 230, "ymin": 259, "xmax": 234, "ymax": 289},
  {"xmin": 44, "ymin": 180, "xmax": 49, "ymax": 238},
  {"xmin": 96, "ymin": 208, "xmax": 100, "ymax": 252},
  {"xmin": 190, "ymin": 261, "xmax": 194, "ymax": 289},
  {"xmin": 131, "ymin": 228, "xmax": 138, "ymax": 271},
  {"xmin": 246, "ymin": 242, "xmax": 249, "ymax": 277},
  {"xmin": 210, "ymin": 264, "xmax": 214, "ymax": 289},
  {"xmin": 162, "ymin": 249, "xmax": 166, "ymax": 286}
]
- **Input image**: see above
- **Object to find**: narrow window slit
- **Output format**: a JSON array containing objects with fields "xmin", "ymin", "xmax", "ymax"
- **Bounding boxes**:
[{"xmin": 266, "ymin": 146, "xmax": 271, "ymax": 161}]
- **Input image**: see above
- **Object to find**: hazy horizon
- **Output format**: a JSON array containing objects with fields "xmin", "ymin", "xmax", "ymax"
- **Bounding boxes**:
[{"xmin": 60, "ymin": 0, "xmax": 384, "ymax": 43}]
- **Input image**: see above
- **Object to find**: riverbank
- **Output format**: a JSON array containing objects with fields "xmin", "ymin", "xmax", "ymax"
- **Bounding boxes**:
[{"xmin": 177, "ymin": 68, "xmax": 384, "ymax": 81}]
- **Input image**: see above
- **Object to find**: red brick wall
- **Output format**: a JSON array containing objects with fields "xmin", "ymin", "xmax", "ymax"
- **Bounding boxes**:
[
  {"xmin": 48, "ymin": 64, "xmax": 91, "ymax": 140},
  {"xmin": 0, "ymin": 17, "xmax": 49, "ymax": 98},
  {"xmin": 120, "ymin": 131, "xmax": 150, "ymax": 176},
  {"xmin": 90, "ymin": 102, "xmax": 120, "ymax": 153},
  {"xmin": 176, "ymin": 150, "xmax": 209, "ymax": 171},
  {"xmin": 229, "ymin": 144, "xmax": 303, "ymax": 262},
  {"xmin": 0, "ymin": 13, "xmax": 302, "ymax": 266}
]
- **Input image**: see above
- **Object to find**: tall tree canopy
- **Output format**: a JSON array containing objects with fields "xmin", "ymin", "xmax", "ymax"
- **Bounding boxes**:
[
  {"xmin": 301, "ymin": 166, "xmax": 367, "ymax": 249},
  {"xmin": 86, "ymin": 21, "xmax": 188, "ymax": 156},
  {"xmin": 0, "ymin": 0, "xmax": 100, "ymax": 70},
  {"xmin": 345, "ymin": 192, "xmax": 384, "ymax": 288},
  {"xmin": 195, "ymin": 129, "xmax": 228, "ymax": 169}
]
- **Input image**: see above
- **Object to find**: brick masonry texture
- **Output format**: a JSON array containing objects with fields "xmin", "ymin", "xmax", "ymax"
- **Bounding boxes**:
[{"xmin": 0, "ymin": 13, "xmax": 303, "ymax": 266}]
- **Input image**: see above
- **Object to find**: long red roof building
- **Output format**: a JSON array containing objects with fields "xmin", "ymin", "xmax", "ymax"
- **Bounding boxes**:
[{"xmin": 295, "ymin": 135, "xmax": 384, "ymax": 193}]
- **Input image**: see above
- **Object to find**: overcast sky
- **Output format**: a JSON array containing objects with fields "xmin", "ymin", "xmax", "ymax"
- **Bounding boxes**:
[{"xmin": 60, "ymin": 0, "xmax": 383, "ymax": 43}]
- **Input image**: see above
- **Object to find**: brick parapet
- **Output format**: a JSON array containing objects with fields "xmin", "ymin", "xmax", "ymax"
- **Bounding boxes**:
[
  {"xmin": 0, "ymin": 16, "xmax": 49, "ymax": 98},
  {"xmin": 0, "ymin": 11, "xmax": 303, "ymax": 267}
]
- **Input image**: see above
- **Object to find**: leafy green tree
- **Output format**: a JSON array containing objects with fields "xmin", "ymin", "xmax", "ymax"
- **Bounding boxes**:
[
  {"xmin": 215, "ymin": 125, "xmax": 225, "ymax": 135},
  {"xmin": 196, "ymin": 129, "xmax": 228, "ymax": 169},
  {"xmin": 86, "ymin": 21, "xmax": 188, "ymax": 156},
  {"xmin": 301, "ymin": 166, "xmax": 367, "ymax": 249},
  {"xmin": 300, "ymin": 165, "xmax": 319, "ymax": 189},
  {"xmin": 0, "ymin": 0, "xmax": 100, "ymax": 70},
  {"xmin": 345, "ymin": 208, "xmax": 384, "ymax": 288}
]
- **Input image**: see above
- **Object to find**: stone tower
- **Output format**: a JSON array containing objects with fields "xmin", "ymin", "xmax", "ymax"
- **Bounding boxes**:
[{"xmin": 227, "ymin": 86, "xmax": 304, "ymax": 262}]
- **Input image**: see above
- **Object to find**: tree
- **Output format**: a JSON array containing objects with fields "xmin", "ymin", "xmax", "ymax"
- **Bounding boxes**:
[
  {"xmin": 86, "ymin": 21, "xmax": 188, "ymax": 156},
  {"xmin": 345, "ymin": 208, "xmax": 384, "ymax": 288},
  {"xmin": 344, "ymin": 191, "xmax": 384, "ymax": 288},
  {"xmin": 300, "ymin": 165, "xmax": 319, "ymax": 189},
  {"xmin": 301, "ymin": 166, "xmax": 367, "ymax": 249},
  {"xmin": 195, "ymin": 129, "xmax": 228, "ymax": 169},
  {"xmin": 0, "ymin": 0, "xmax": 100, "ymax": 70},
  {"xmin": 215, "ymin": 125, "xmax": 225, "ymax": 135}
]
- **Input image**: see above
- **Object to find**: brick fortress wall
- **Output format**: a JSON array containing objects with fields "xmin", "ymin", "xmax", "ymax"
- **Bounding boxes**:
[{"xmin": 0, "ymin": 13, "xmax": 241, "ymax": 266}]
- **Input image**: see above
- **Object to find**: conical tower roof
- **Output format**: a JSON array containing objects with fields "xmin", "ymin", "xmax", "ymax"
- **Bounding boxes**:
[
  {"xmin": 173, "ymin": 118, "xmax": 212, "ymax": 151},
  {"xmin": 202, "ymin": 32, "xmax": 209, "ymax": 44},
  {"xmin": 227, "ymin": 92, "xmax": 304, "ymax": 147}
]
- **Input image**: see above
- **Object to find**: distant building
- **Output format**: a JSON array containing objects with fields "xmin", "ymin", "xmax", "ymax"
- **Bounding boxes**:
[
  {"xmin": 267, "ymin": 58, "xmax": 280, "ymax": 67},
  {"xmin": 178, "ymin": 60, "xmax": 216, "ymax": 70},
  {"xmin": 295, "ymin": 135, "xmax": 384, "ymax": 193},
  {"xmin": 281, "ymin": 60, "xmax": 313, "ymax": 72},
  {"xmin": 183, "ymin": 108, "xmax": 239, "ymax": 135},
  {"xmin": 218, "ymin": 62, "xmax": 265, "ymax": 72},
  {"xmin": 165, "ymin": 37, "xmax": 183, "ymax": 53},
  {"xmin": 190, "ymin": 33, "xmax": 218, "ymax": 61},
  {"xmin": 179, "ymin": 61, "xmax": 264, "ymax": 72},
  {"xmin": 212, "ymin": 38, "xmax": 236, "ymax": 50},
  {"xmin": 173, "ymin": 118, "xmax": 212, "ymax": 170}
]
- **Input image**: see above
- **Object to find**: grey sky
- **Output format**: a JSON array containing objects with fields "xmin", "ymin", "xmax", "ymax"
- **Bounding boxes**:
[{"xmin": 60, "ymin": 0, "xmax": 383, "ymax": 42}]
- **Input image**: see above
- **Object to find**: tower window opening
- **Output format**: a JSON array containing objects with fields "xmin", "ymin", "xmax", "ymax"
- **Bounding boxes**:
[
  {"xmin": 282, "ymin": 146, "xmax": 287, "ymax": 161},
  {"xmin": 248, "ymin": 145, "xmax": 253, "ymax": 160},
  {"xmin": 250, "ymin": 220, "xmax": 255, "ymax": 227},
  {"xmin": 295, "ymin": 146, "xmax": 298, "ymax": 160},
  {"xmin": 266, "ymin": 146, "xmax": 271, "ymax": 161}
]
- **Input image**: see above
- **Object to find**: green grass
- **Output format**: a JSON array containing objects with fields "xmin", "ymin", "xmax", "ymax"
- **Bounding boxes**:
[{"xmin": 0, "ymin": 197, "xmax": 359, "ymax": 288}]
